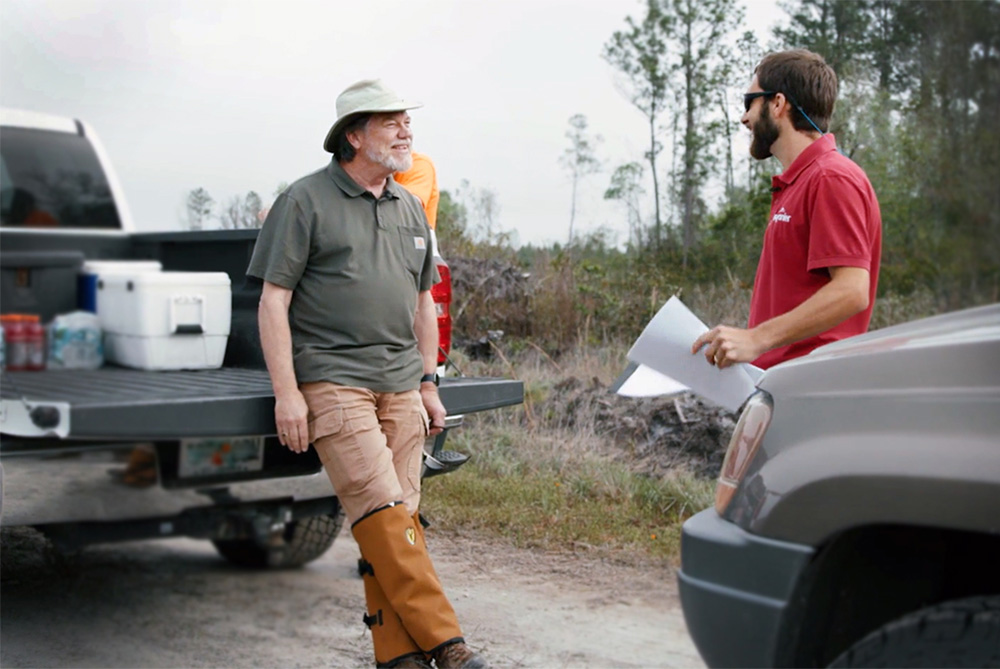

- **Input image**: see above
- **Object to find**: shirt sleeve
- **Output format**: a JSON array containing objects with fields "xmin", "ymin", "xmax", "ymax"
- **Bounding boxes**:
[
  {"xmin": 807, "ymin": 175, "xmax": 876, "ymax": 273},
  {"xmin": 246, "ymin": 192, "xmax": 311, "ymax": 289},
  {"xmin": 418, "ymin": 225, "xmax": 440, "ymax": 293}
]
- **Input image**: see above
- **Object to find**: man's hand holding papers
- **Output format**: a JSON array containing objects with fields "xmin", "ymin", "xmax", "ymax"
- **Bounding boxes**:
[
  {"xmin": 691, "ymin": 324, "xmax": 769, "ymax": 370},
  {"xmin": 618, "ymin": 296, "xmax": 762, "ymax": 412}
]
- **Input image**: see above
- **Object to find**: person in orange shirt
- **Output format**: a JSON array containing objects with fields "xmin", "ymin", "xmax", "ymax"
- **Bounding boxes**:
[
  {"xmin": 9, "ymin": 188, "xmax": 57, "ymax": 226},
  {"xmin": 395, "ymin": 152, "xmax": 440, "ymax": 229}
]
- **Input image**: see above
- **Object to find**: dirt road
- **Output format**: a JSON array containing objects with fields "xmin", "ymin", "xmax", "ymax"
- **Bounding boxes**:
[{"xmin": 1, "ymin": 525, "xmax": 703, "ymax": 668}]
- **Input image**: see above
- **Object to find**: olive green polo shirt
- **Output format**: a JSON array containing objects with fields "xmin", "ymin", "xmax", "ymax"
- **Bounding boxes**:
[{"xmin": 247, "ymin": 159, "xmax": 438, "ymax": 393}]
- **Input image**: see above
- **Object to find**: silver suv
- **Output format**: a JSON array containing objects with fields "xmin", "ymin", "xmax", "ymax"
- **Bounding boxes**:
[{"xmin": 678, "ymin": 303, "xmax": 1000, "ymax": 667}]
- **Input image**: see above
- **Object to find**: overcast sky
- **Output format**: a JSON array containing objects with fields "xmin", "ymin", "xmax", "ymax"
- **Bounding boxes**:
[{"xmin": 1, "ymin": 0, "xmax": 781, "ymax": 247}]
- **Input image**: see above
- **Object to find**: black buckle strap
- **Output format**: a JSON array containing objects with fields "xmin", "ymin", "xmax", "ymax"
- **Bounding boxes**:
[
  {"xmin": 351, "ymin": 500, "xmax": 405, "ymax": 529},
  {"xmin": 363, "ymin": 609, "xmax": 383, "ymax": 628}
]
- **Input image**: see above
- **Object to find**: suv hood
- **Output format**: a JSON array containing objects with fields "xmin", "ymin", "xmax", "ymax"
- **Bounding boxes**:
[{"xmin": 758, "ymin": 303, "xmax": 1000, "ymax": 396}]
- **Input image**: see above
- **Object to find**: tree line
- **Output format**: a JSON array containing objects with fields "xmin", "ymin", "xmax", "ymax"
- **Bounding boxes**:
[
  {"xmin": 560, "ymin": 0, "xmax": 999, "ymax": 310},
  {"xmin": 436, "ymin": 0, "xmax": 999, "ymax": 349},
  {"xmin": 183, "ymin": 184, "xmax": 288, "ymax": 230}
]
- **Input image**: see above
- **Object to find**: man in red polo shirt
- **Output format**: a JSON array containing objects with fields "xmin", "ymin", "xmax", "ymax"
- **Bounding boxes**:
[{"xmin": 693, "ymin": 49, "xmax": 882, "ymax": 370}]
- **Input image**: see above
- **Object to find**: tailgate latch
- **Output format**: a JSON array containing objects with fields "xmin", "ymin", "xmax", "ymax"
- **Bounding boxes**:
[{"xmin": 0, "ymin": 400, "xmax": 70, "ymax": 438}]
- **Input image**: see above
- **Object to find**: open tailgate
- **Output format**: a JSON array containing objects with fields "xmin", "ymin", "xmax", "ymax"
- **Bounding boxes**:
[{"xmin": 1, "ymin": 369, "xmax": 523, "ymax": 440}]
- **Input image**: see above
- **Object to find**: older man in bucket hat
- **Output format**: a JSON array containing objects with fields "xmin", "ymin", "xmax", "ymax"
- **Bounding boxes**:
[{"xmin": 248, "ymin": 80, "xmax": 487, "ymax": 669}]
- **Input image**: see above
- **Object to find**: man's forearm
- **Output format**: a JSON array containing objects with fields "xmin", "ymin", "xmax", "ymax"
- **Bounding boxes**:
[
  {"xmin": 692, "ymin": 267, "xmax": 870, "ymax": 369},
  {"xmin": 259, "ymin": 281, "xmax": 310, "ymax": 452},
  {"xmin": 414, "ymin": 290, "xmax": 439, "ymax": 374},
  {"xmin": 753, "ymin": 267, "xmax": 870, "ymax": 351},
  {"xmin": 414, "ymin": 289, "xmax": 447, "ymax": 434},
  {"xmin": 258, "ymin": 286, "xmax": 299, "ymax": 396}
]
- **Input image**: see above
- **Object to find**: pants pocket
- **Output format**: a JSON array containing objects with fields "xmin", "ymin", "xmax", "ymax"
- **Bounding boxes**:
[
  {"xmin": 308, "ymin": 406, "xmax": 345, "ymax": 444},
  {"xmin": 315, "ymin": 407, "xmax": 385, "ymax": 501},
  {"xmin": 406, "ymin": 406, "xmax": 429, "ymax": 492}
]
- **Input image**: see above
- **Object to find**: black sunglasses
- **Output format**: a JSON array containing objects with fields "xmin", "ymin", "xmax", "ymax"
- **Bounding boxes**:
[{"xmin": 744, "ymin": 91, "xmax": 777, "ymax": 112}]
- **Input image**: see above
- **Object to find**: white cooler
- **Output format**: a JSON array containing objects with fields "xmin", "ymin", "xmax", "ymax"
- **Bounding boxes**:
[
  {"xmin": 96, "ymin": 271, "xmax": 232, "ymax": 370},
  {"xmin": 78, "ymin": 260, "xmax": 163, "ymax": 313},
  {"xmin": 84, "ymin": 259, "xmax": 163, "ymax": 275}
]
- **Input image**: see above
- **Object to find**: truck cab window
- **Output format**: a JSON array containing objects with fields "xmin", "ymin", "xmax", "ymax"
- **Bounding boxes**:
[{"xmin": 0, "ymin": 126, "xmax": 120, "ymax": 229}]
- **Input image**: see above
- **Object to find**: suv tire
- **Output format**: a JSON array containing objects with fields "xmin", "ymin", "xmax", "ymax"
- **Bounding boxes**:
[
  {"xmin": 212, "ymin": 508, "xmax": 345, "ymax": 569},
  {"xmin": 829, "ymin": 595, "xmax": 1000, "ymax": 668}
]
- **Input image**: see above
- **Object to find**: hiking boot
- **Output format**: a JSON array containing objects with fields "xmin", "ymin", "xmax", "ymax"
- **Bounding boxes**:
[
  {"xmin": 386, "ymin": 654, "xmax": 432, "ymax": 669},
  {"xmin": 432, "ymin": 642, "xmax": 488, "ymax": 669}
]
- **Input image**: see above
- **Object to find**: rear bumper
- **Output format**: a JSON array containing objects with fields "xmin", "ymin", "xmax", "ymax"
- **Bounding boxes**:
[
  {"xmin": 0, "ymin": 421, "xmax": 466, "ymax": 528},
  {"xmin": 0, "ymin": 441, "xmax": 335, "ymax": 527},
  {"xmin": 677, "ymin": 508, "xmax": 814, "ymax": 668}
]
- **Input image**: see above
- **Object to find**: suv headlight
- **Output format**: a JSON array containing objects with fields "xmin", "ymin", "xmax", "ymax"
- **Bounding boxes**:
[{"xmin": 715, "ymin": 390, "xmax": 773, "ymax": 514}]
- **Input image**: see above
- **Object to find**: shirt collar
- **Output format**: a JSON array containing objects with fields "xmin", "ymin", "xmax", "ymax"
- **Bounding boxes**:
[
  {"xmin": 384, "ymin": 175, "xmax": 403, "ymax": 199},
  {"xmin": 326, "ymin": 159, "xmax": 400, "ymax": 200},
  {"xmin": 773, "ymin": 133, "xmax": 838, "ymax": 188}
]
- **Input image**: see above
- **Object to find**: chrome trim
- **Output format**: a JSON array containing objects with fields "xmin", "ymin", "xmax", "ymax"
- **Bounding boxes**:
[
  {"xmin": 2, "ymin": 108, "xmax": 78, "ymax": 133},
  {"xmin": 0, "ymin": 227, "xmax": 130, "ymax": 238},
  {"xmin": 1, "ymin": 400, "xmax": 71, "ymax": 438},
  {"xmin": 0, "ymin": 444, "xmax": 335, "ymax": 526}
]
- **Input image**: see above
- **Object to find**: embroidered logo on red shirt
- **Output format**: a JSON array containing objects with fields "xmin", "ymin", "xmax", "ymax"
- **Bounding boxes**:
[{"xmin": 771, "ymin": 207, "xmax": 792, "ymax": 224}]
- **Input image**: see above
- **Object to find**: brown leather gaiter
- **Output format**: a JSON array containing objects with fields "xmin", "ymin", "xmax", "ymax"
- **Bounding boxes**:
[
  {"xmin": 358, "ymin": 554, "xmax": 425, "ymax": 667},
  {"xmin": 352, "ymin": 503, "xmax": 464, "ymax": 655}
]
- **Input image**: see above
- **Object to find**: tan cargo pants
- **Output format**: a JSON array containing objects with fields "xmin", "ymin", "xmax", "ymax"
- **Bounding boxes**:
[{"xmin": 301, "ymin": 382, "xmax": 429, "ymax": 524}]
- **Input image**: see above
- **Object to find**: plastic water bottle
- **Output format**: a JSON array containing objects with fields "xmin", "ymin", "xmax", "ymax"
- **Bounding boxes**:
[{"xmin": 48, "ymin": 311, "xmax": 103, "ymax": 370}]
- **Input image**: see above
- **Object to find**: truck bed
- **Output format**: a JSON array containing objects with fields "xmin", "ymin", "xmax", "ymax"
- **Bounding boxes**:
[{"xmin": 1, "ymin": 368, "xmax": 523, "ymax": 440}]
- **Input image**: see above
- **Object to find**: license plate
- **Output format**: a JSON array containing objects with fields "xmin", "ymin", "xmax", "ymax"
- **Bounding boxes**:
[{"xmin": 178, "ymin": 436, "xmax": 265, "ymax": 479}]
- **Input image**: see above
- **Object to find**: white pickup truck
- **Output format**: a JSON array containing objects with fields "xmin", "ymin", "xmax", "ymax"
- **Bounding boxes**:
[{"xmin": 0, "ymin": 108, "xmax": 523, "ymax": 567}]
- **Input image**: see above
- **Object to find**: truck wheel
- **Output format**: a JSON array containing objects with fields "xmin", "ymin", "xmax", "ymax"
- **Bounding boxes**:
[
  {"xmin": 829, "ymin": 595, "xmax": 1000, "ymax": 668},
  {"xmin": 212, "ymin": 508, "xmax": 345, "ymax": 569}
]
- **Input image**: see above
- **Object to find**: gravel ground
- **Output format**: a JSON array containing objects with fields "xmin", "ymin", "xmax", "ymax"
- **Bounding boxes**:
[{"xmin": 1, "ymin": 525, "xmax": 704, "ymax": 668}]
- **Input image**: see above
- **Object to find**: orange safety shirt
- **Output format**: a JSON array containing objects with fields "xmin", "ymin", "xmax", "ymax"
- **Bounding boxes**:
[{"xmin": 394, "ymin": 152, "xmax": 439, "ymax": 230}]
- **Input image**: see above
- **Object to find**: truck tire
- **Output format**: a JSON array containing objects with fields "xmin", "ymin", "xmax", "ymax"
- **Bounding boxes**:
[
  {"xmin": 212, "ymin": 508, "xmax": 345, "ymax": 569},
  {"xmin": 829, "ymin": 595, "xmax": 1000, "ymax": 668}
]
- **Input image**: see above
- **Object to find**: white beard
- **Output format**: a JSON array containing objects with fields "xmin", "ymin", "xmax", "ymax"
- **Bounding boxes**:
[{"xmin": 365, "ymin": 145, "xmax": 412, "ymax": 173}]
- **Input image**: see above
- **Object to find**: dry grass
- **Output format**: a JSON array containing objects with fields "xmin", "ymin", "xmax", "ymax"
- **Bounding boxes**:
[{"xmin": 425, "ymin": 344, "xmax": 716, "ymax": 565}]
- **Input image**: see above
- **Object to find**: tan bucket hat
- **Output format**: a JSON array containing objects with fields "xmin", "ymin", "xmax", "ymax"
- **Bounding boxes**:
[{"xmin": 323, "ymin": 79, "xmax": 422, "ymax": 153}]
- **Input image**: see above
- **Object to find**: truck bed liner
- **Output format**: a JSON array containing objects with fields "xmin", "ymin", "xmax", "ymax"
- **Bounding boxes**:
[{"xmin": 1, "ymin": 368, "xmax": 523, "ymax": 440}]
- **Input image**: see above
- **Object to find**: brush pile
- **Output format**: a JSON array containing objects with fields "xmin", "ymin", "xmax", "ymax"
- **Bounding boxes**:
[{"xmin": 535, "ymin": 375, "xmax": 737, "ymax": 479}]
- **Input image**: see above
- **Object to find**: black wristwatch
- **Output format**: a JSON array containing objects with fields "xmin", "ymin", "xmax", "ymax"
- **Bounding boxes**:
[{"xmin": 420, "ymin": 372, "xmax": 439, "ymax": 387}]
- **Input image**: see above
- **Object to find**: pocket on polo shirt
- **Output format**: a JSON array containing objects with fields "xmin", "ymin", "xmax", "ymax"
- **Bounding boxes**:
[{"xmin": 397, "ymin": 226, "xmax": 427, "ymax": 275}]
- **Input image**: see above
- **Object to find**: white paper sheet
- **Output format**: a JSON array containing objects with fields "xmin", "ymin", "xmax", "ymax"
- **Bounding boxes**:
[
  {"xmin": 613, "ymin": 362, "xmax": 689, "ymax": 398},
  {"xmin": 622, "ymin": 296, "xmax": 762, "ymax": 411}
]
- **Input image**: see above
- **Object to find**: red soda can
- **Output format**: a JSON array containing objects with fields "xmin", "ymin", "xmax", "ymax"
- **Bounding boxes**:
[{"xmin": 2, "ymin": 314, "xmax": 29, "ymax": 371}]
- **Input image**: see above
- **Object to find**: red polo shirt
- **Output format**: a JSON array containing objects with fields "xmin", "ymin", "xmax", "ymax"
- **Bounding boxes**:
[{"xmin": 749, "ymin": 134, "xmax": 882, "ymax": 369}]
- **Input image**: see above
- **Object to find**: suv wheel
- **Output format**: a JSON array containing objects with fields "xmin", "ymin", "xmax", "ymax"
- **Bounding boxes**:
[
  {"xmin": 212, "ymin": 508, "xmax": 345, "ymax": 569},
  {"xmin": 829, "ymin": 595, "xmax": 1000, "ymax": 668}
]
